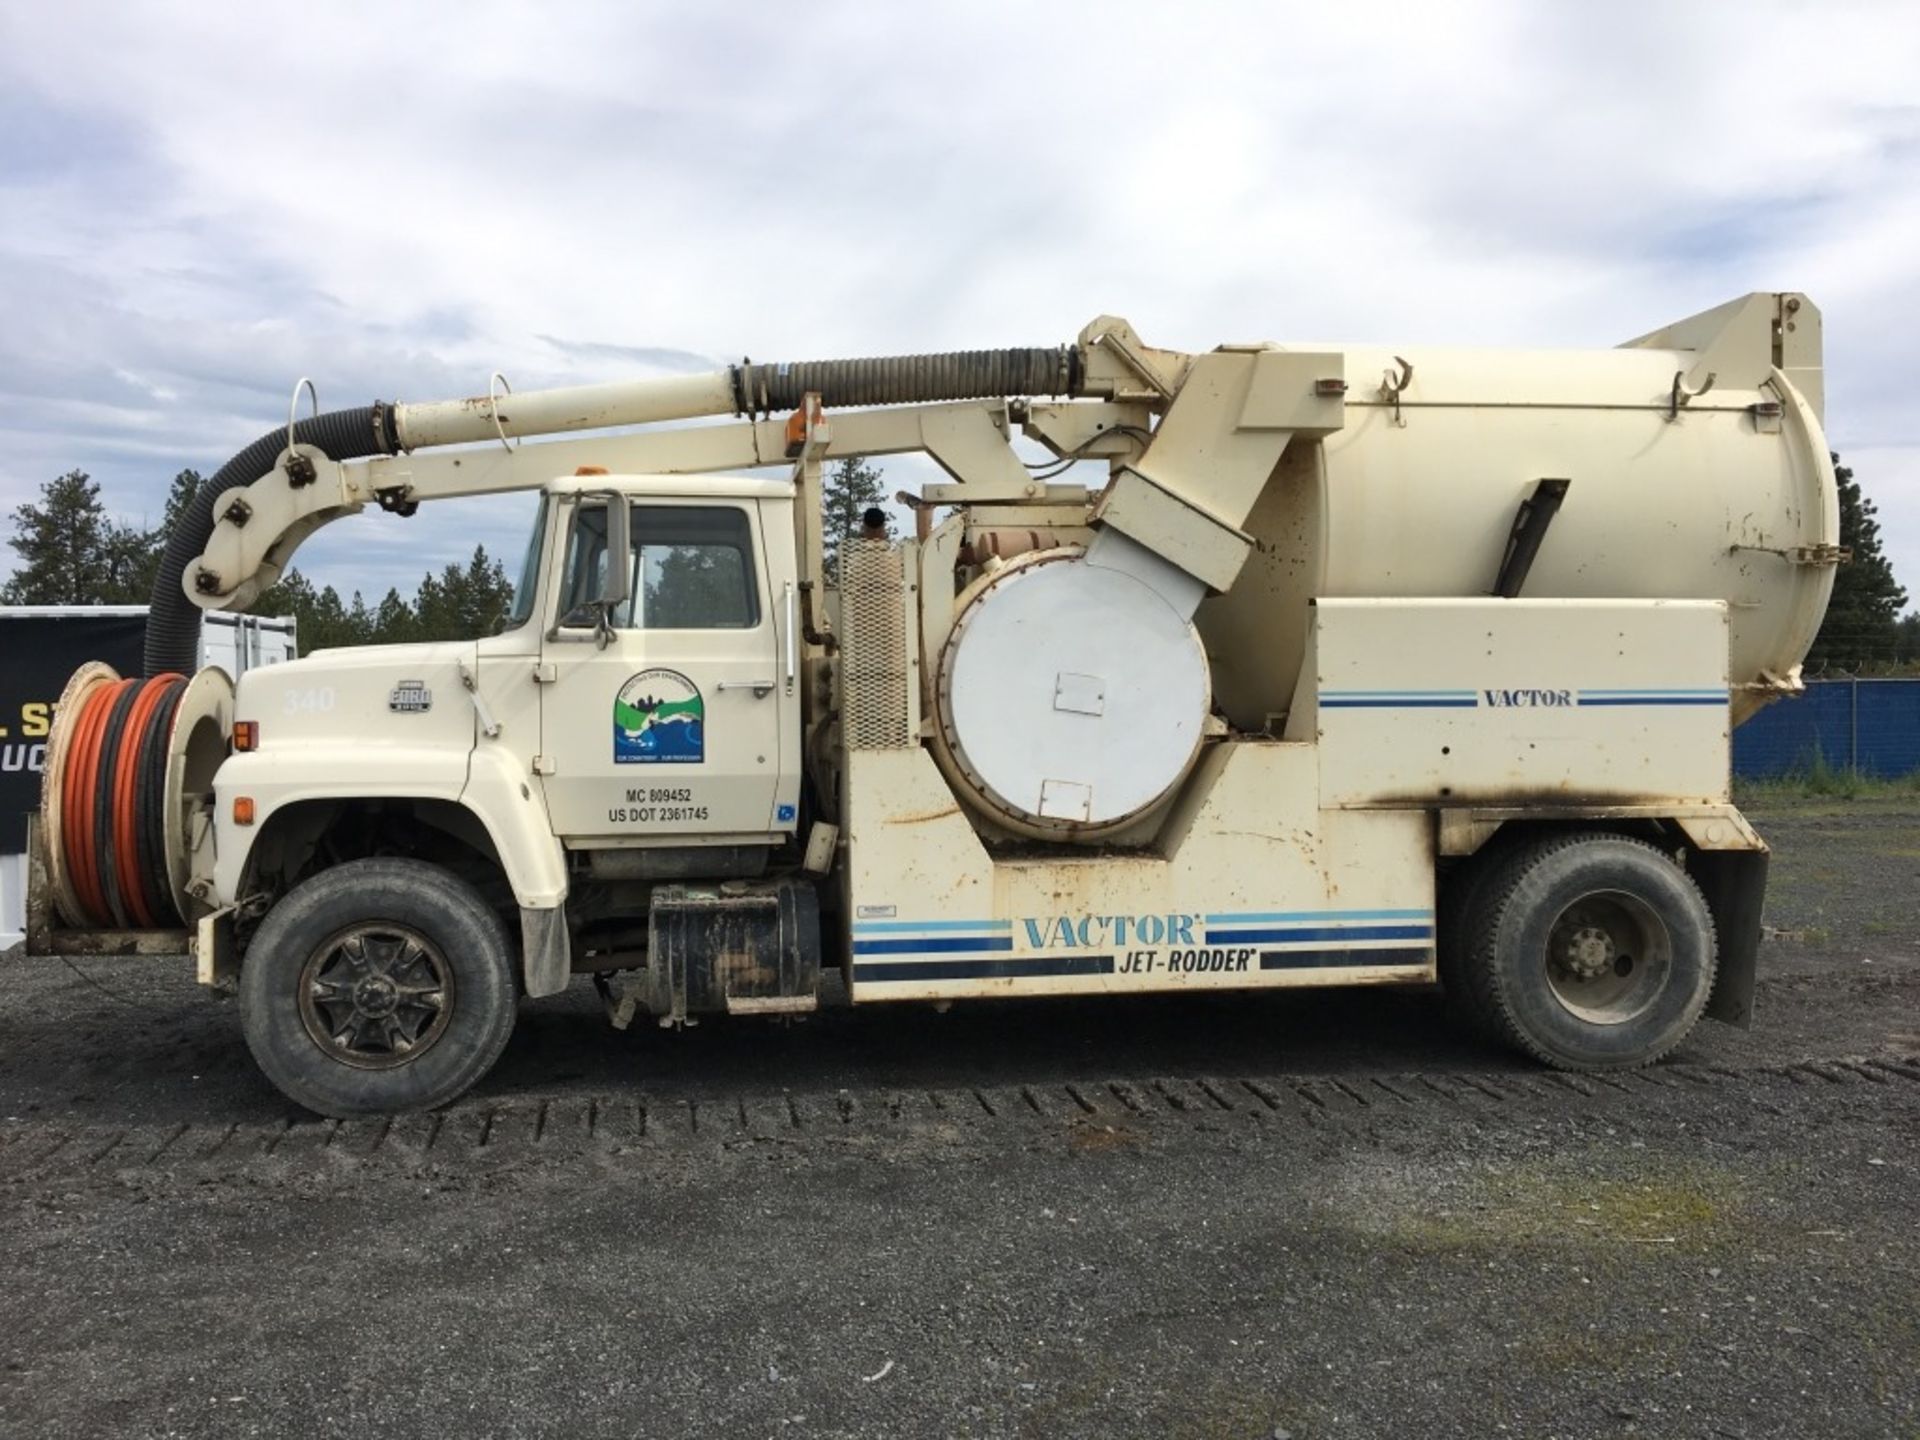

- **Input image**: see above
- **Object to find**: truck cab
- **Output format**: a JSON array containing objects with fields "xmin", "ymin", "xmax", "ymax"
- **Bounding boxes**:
[{"xmin": 195, "ymin": 475, "xmax": 823, "ymax": 1113}]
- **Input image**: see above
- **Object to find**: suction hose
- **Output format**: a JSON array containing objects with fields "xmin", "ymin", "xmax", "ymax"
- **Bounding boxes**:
[
  {"xmin": 731, "ymin": 347, "xmax": 1077, "ymax": 415},
  {"xmin": 143, "ymin": 403, "xmax": 398, "ymax": 676}
]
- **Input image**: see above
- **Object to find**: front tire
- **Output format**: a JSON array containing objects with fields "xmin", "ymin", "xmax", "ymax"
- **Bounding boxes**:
[
  {"xmin": 1458, "ymin": 832, "xmax": 1717, "ymax": 1070},
  {"xmin": 239, "ymin": 858, "xmax": 519, "ymax": 1117}
]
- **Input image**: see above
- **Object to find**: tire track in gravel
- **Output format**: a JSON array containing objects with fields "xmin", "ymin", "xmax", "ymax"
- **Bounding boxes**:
[{"xmin": 4, "ymin": 1054, "xmax": 1915, "ymax": 1189}]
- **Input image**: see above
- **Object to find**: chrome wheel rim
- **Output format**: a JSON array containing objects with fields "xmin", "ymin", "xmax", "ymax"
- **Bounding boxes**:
[
  {"xmin": 297, "ymin": 923, "xmax": 454, "ymax": 1069},
  {"xmin": 1543, "ymin": 889, "xmax": 1672, "ymax": 1025}
]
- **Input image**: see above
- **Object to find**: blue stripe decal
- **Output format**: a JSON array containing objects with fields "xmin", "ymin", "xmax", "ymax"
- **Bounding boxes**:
[
  {"xmin": 1204, "ymin": 908, "xmax": 1432, "ymax": 924},
  {"xmin": 1321, "ymin": 687, "xmax": 1727, "ymax": 710},
  {"xmin": 1320, "ymin": 695, "xmax": 1482, "ymax": 706},
  {"xmin": 1322, "ymin": 697, "xmax": 1477, "ymax": 709},
  {"xmin": 855, "ymin": 956, "xmax": 1115, "ymax": 983},
  {"xmin": 1578, "ymin": 696, "xmax": 1725, "ymax": 707},
  {"xmin": 1207, "ymin": 924, "xmax": 1434, "ymax": 945},
  {"xmin": 1260, "ymin": 947, "xmax": 1432, "ymax": 971},
  {"xmin": 851, "ymin": 936, "xmax": 1016, "ymax": 956},
  {"xmin": 850, "ymin": 919, "xmax": 1012, "ymax": 935}
]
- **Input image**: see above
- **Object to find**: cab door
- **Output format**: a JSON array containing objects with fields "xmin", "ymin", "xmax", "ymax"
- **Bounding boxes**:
[{"xmin": 538, "ymin": 493, "xmax": 796, "ymax": 843}]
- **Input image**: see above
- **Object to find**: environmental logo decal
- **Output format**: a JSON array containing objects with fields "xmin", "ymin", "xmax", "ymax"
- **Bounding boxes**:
[{"xmin": 614, "ymin": 669, "xmax": 704, "ymax": 764}]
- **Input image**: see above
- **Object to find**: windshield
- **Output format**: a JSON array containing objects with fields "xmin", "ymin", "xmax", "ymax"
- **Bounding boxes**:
[{"xmin": 503, "ymin": 496, "xmax": 550, "ymax": 630}]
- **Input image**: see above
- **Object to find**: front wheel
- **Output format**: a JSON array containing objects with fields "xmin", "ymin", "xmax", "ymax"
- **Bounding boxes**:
[
  {"xmin": 239, "ymin": 858, "xmax": 519, "ymax": 1117},
  {"xmin": 1458, "ymin": 833, "xmax": 1717, "ymax": 1070}
]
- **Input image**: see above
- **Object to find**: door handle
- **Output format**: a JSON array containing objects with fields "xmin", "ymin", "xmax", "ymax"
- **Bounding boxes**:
[
  {"xmin": 783, "ymin": 581, "xmax": 797, "ymax": 694},
  {"xmin": 717, "ymin": 680, "xmax": 776, "ymax": 697}
]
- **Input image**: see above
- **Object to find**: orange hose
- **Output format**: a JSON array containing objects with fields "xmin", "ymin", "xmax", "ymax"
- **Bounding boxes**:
[
  {"xmin": 62, "ymin": 680, "xmax": 124, "ymax": 924},
  {"xmin": 63, "ymin": 683, "xmax": 103, "ymax": 920}
]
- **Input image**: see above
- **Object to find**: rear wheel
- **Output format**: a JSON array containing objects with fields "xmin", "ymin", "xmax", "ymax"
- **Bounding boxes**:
[
  {"xmin": 1436, "ymin": 835, "xmax": 1521, "ymax": 1040},
  {"xmin": 240, "ymin": 858, "xmax": 518, "ymax": 1117},
  {"xmin": 1457, "ymin": 832, "xmax": 1716, "ymax": 1070}
]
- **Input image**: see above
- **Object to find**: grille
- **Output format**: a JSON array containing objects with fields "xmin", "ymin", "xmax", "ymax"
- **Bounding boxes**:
[{"xmin": 838, "ymin": 542, "xmax": 912, "ymax": 749}]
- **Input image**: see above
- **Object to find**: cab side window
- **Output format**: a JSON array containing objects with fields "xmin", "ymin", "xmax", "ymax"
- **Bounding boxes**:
[{"xmin": 620, "ymin": 506, "xmax": 759, "ymax": 630}]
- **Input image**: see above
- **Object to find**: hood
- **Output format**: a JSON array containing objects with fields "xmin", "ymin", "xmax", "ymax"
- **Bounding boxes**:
[{"xmin": 232, "ymin": 640, "xmax": 479, "ymax": 751}]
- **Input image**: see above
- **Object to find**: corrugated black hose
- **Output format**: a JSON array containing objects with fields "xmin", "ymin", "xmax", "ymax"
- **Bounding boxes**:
[
  {"xmin": 144, "ymin": 404, "xmax": 398, "ymax": 676},
  {"xmin": 732, "ymin": 347, "xmax": 1077, "ymax": 415}
]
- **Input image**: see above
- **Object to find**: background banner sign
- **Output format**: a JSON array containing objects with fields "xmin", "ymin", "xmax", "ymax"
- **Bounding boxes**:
[{"xmin": 0, "ymin": 614, "xmax": 146, "ymax": 852}]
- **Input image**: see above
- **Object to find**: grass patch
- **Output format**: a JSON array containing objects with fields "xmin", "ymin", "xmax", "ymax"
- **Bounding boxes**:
[
  {"xmin": 1737, "ymin": 748, "xmax": 1920, "ymax": 803},
  {"xmin": 1350, "ymin": 1157, "xmax": 1741, "ymax": 1256},
  {"xmin": 1735, "ymin": 737, "xmax": 1920, "ymax": 806}
]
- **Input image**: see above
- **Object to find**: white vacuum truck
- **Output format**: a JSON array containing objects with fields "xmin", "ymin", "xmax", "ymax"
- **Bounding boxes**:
[{"xmin": 24, "ymin": 294, "xmax": 1838, "ymax": 1117}]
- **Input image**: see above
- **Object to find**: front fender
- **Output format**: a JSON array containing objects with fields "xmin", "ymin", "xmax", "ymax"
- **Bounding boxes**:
[
  {"xmin": 462, "ymin": 743, "xmax": 568, "ymax": 907},
  {"xmin": 213, "ymin": 745, "xmax": 567, "ymax": 909}
]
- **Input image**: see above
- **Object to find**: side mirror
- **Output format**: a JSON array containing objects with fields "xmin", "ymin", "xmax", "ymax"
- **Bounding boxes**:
[
  {"xmin": 591, "ymin": 493, "xmax": 631, "ymax": 649},
  {"xmin": 596, "ymin": 493, "xmax": 631, "ymax": 613},
  {"xmin": 549, "ymin": 493, "xmax": 633, "ymax": 645}
]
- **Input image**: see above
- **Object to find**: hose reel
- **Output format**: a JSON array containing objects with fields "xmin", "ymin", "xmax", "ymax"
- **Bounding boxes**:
[{"xmin": 40, "ymin": 664, "xmax": 233, "ymax": 929}]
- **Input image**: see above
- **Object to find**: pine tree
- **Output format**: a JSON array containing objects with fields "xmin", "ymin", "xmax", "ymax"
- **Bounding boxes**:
[
  {"xmin": 458, "ymin": 546, "xmax": 514, "ymax": 636},
  {"xmin": 1, "ymin": 466, "xmax": 211, "ymax": 606},
  {"xmin": 820, "ymin": 456, "xmax": 887, "ymax": 577},
  {"xmin": 374, "ymin": 588, "xmax": 417, "ymax": 644},
  {"xmin": 98, "ymin": 523, "xmax": 159, "ymax": 604},
  {"xmin": 1894, "ymin": 613, "xmax": 1920, "ymax": 667},
  {"xmin": 255, "ymin": 570, "xmax": 314, "ymax": 653},
  {"xmin": 306, "ymin": 584, "xmax": 351, "ymax": 651},
  {"xmin": 1807, "ymin": 454, "xmax": 1908, "ymax": 672},
  {"xmin": 413, "ymin": 546, "xmax": 514, "ymax": 641},
  {"xmin": 158, "ymin": 469, "xmax": 202, "ymax": 536},
  {"xmin": 125, "ymin": 469, "xmax": 206, "ymax": 602},
  {"xmin": 2, "ymin": 470, "xmax": 124, "ymax": 604},
  {"xmin": 344, "ymin": 591, "xmax": 376, "ymax": 646}
]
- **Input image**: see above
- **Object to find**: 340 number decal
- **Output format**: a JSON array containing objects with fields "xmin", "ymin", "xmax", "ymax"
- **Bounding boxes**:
[{"xmin": 283, "ymin": 687, "xmax": 336, "ymax": 715}]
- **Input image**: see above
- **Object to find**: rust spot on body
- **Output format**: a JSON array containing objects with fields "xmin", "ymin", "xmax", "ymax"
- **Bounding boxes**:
[{"xmin": 888, "ymin": 805, "xmax": 962, "ymax": 825}]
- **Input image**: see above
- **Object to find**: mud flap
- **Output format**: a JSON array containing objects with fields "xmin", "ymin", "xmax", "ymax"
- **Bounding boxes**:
[
  {"xmin": 194, "ymin": 906, "xmax": 238, "ymax": 987},
  {"xmin": 520, "ymin": 904, "xmax": 571, "ymax": 998},
  {"xmin": 1690, "ymin": 848, "xmax": 1768, "ymax": 1028}
]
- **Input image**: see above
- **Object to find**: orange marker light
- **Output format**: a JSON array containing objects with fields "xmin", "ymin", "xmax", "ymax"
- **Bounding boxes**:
[
  {"xmin": 232, "ymin": 720, "xmax": 259, "ymax": 751},
  {"xmin": 232, "ymin": 796, "xmax": 256, "ymax": 826}
]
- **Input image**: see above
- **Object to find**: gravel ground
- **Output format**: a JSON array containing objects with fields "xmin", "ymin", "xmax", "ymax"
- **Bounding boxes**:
[{"xmin": 1, "ymin": 799, "xmax": 1916, "ymax": 1439}]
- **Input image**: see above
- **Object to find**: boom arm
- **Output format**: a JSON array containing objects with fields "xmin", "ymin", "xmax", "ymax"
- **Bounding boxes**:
[{"xmin": 186, "ymin": 319, "xmax": 1202, "ymax": 613}]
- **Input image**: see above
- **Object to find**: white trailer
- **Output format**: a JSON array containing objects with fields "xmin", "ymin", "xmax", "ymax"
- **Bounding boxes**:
[{"xmin": 21, "ymin": 294, "xmax": 1837, "ymax": 1116}]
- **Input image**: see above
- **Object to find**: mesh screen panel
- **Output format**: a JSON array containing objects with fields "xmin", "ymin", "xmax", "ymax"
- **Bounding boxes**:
[{"xmin": 838, "ymin": 543, "xmax": 912, "ymax": 750}]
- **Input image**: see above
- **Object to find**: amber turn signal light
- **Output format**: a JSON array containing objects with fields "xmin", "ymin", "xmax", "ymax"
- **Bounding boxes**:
[
  {"xmin": 232, "ymin": 720, "xmax": 259, "ymax": 751},
  {"xmin": 232, "ymin": 797, "xmax": 255, "ymax": 826}
]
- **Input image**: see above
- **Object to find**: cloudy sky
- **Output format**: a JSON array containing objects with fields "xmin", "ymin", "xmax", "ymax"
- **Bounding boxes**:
[{"xmin": 2, "ymin": 1, "xmax": 1917, "ymax": 607}]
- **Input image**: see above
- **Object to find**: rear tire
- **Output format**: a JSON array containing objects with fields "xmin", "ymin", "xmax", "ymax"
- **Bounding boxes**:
[
  {"xmin": 1436, "ymin": 836, "xmax": 1520, "ymax": 1041},
  {"xmin": 239, "ymin": 858, "xmax": 519, "ymax": 1117},
  {"xmin": 1457, "ymin": 832, "xmax": 1716, "ymax": 1070}
]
